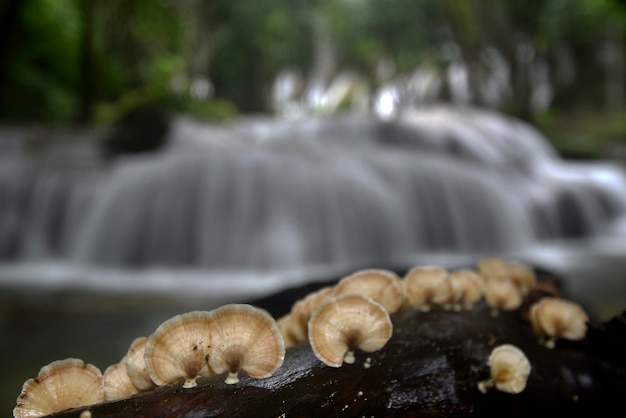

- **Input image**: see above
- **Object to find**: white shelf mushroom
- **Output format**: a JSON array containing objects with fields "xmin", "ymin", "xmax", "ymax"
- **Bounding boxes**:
[
  {"xmin": 308, "ymin": 293, "xmax": 393, "ymax": 367},
  {"xmin": 206, "ymin": 304, "xmax": 285, "ymax": 384},
  {"xmin": 529, "ymin": 297, "xmax": 589, "ymax": 348},
  {"xmin": 506, "ymin": 262, "xmax": 537, "ymax": 295},
  {"xmin": 478, "ymin": 257, "xmax": 537, "ymax": 295},
  {"xmin": 279, "ymin": 286, "xmax": 334, "ymax": 347},
  {"xmin": 483, "ymin": 280, "xmax": 523, "ymax": 316},
  {"xmin": 403, "ymin": 265, "xmax": 453, "ymax": 311},
  {"xmin": 13, "ymin": 358, "xmax": 105, "ymax": 418},
  {"xmin": 333, "ymin": 268, "xmax": 405, "ymax": 314},
  {"xmin": 144, "ymin": 310, "xmax": 214, "ymax": 388},
  {"xmin": 124, "ymin": 336, "xmax": 156, "ymax": 391},
  {"xmin": 276, "ymin": 314, "xmax": 300, "ymax": 348},
  {"xmin": 478, "ymin": 257, "xmax": 510, "ymax": 281},
  {"xmin": 448, "ymin": 269, "xmax": 484, "ymax": 311},
  {"xmin": 103, "ymin": 362, "xmax": 139, "ymax": 401},
  {"xmin": 478, "ymin": 344, "xmax": 531, "ymax": 394}
]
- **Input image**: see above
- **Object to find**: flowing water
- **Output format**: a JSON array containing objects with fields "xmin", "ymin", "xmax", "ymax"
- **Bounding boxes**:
[{"xmin": 2, "ymin": 105, "xmax": 626, "ymax": 415}]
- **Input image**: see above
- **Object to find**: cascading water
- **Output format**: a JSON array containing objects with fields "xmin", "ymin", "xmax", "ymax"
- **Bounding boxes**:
[
  {"xmin": 67, "ymin": 145, "xmax": 535, "ymax": 269},
  {"xmin": 1, "ymin": 105, "xmax": 626, "ymax": 297}
]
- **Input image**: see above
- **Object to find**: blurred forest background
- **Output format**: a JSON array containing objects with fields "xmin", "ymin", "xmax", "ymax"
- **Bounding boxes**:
[{"xmin": 1, "ymin": 0, "xmax": 625, "ymax": 158}]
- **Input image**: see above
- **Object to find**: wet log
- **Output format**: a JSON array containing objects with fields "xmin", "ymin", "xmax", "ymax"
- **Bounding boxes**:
[{"xmin": 50, "ymin": 288, "xmax": 626, "ymax": 418}]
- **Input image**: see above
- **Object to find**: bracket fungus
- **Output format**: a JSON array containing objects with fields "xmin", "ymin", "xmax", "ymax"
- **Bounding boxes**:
[
  {"xmin": 478, "ymin": 257, "xmax": 510, "ymax": 281},
  {"xmin": 206, "ymin": 304, "xmax": 285, "ymax": 384},
  {"xmin": 448, "ymin": 269, "xmax": 484, "ymax": 311},
  {"xmin": 483, "ymin": 279, "xmax": 523, "ymax": 316},
  {"xmin": 479, "ymin": 257, "xmax": 537, "ymax": 295},
  {"xmin": 529, "ymin": 297, "xmax": 589, "ymax": 348},
  {"xmin": 478, "ymin": 344, "xmax": 531, "ymax": 394},
  {"xmin": 144, "ymin": 310, "xmax": 214, "ymax": 388},
  {"xmin": 103, "ymin": 362, "xmax": 139, "ymax": 401},
  {"xmin": 124, "ymin": 336, "xmax": 156, "ymax": 391},
  {"xmin": 506, "ymin": 262, "xmax": 537, "ymax": 294},
  {"xmin": 279, "ymin": 286, "xmax": 334, "ymax": 347},
  {"xmin": 308, "ymin": 293, "xmax": 393, "ymax": 367},
  {"xmin": 277, "ymin": 314, "xmax": 300, "ymax": 348},
  {"xmin": 403, "ymin": 266, "xmax": 452, "ymax": 311},
  {"xmin": 13, "ymin": 358, "xmax": 105, "ymax": 418},
  {"xmin": 333, "ymin": 268, "xmax": 404, "ymax": 314}
]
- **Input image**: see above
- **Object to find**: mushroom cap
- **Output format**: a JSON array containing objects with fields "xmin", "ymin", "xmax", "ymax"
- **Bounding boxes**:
[
  {"xmin": 307, "ymin": 286, "xmax": 335, "ymax": 311},
  {"xmin": 487, "ymin": 344, "xmax": 531, "ymax": 394},
  {"xmin": 478, "ymin": 257, "xmax": 510, "ymax": 281},
  {"xmin": 14, "ymin": 358, "xmax": 104, "ymax": 418},
  {"xmin": 333, "ymin": 268, "xmax": 404, "ymax": 313},
  {"xmin": 483, "ymin": 279, "xmax": 523, "ymax": 312},
  {"xmin": 144, "ymin": 310, "xmax": 214, "ymax": 388},
  {"xmin": 103, "ymin": 361, "xmax": 139, "ymax": 401},
  {"xmin": 448, "ymin": 269, "xmax": 484, "ymax": 309},
  {"xmin": 529, "ymin": 297, "xmax": 589, "ymax": 344},
  {"xmin": 124, "ymin": 336, "xmax": 155, "ymax": 391},
  {"xmin": 283, "ymin": 286, "xmax": 334, "ymax": 345},
  {"xmin": 403, "ymin": 265, "xmax": 452, "ymax": 310},
  {"xmin": 206, "ymin": 304, "xmax": 285, "ymax": 384},
  {"xmin": 308, "ymin": 293, "xmax": 393, "ymax": 367},
  {"xmin": 506, "ymin": 262, "xmax": 536, "ymax": 293},
  {"xmin": 276, "ymin": 314, "xmax": 300, "ymax": 348}
]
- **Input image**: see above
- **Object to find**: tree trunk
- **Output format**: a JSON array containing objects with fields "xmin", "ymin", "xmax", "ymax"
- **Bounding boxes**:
[
  {"xmin": 77, "ymin": 0, "xmax": 95, "ymax": 124},
  {"xmin": 0, "ymin": 0, "xmax": 26, "ymax": 118}
]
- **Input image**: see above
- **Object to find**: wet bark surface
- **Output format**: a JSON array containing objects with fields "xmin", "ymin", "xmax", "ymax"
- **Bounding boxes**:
[{"xmin": 49, "ymin": 286, "xmax": 626, "ymax": 418}]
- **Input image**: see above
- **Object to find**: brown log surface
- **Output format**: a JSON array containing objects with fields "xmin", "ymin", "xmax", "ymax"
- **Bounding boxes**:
[{"xmin": 48, "ymin": 288, "xmax": 626, "ymax": 418}]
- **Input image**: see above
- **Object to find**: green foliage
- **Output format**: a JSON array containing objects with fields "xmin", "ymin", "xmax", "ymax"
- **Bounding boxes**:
[
  {"xmin": 2, "ymin": 0, "xmax": 81, "ymax": 121},
  {"xmin": 208, "ymin": 0, "xmax": 314, "ymax": 112},
  {"xmin": 1, "ymin": 0, "xmax": 625, "ymax": 136},
  {"xmin": 325, "ymin": 0, "xmax": 443, "ymax": 77}
]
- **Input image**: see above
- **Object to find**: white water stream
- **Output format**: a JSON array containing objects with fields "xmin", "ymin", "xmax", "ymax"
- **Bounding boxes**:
[{"xmin": 1, "ymin": 105, "xmax": 625, "ymax": 317}]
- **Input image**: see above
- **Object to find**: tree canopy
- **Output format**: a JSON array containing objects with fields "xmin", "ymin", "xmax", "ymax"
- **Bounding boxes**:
[{"xmin": 0, "ymin": 0, "xmax": 624, "ymax": 133}]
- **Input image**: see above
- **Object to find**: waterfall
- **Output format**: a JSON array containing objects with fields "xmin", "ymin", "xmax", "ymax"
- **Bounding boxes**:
[{"xmin": 1, "ymin": 105, "xmax": 626, "ymax": 276}]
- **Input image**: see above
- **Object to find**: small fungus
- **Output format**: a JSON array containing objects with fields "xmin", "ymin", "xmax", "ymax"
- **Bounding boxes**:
[
  {"xmin": 103, "ymin": 362, "xmax": 139, "ymax": 401},
  {"xmin": 124, "ymin": 336, "xmax": 156, "ymax": 391},
  {"xmin": 276, "ymin": 314, "xmax": 300, "ymax": 348},
  {"xmin": 281, "ymin": 286, "xmax": 334, "ymax": 346},
  {"xmin": 13, "ymin": 358, "xmax": 104, "ymax": 418},
  {"xmin": 478, "ymin": 344, "xmax": 531, "ymax": 394},
  {"xmin": 333, "ymin": 268, "xmax": 404, "ymax": 314},
  {"xmin": 483, "ymin": 279, "xmax": 522, "ymax": 316},
  {"xmin": 206, "ymin": 304, "xmax": 285, "ymax": 384},
  {"xmin": 529, "ymin": 297, "xmax": 589, "ymax": 348},
  {"xmin": 144, "ymin": 310, "xmax": 214, "ymax": 388},
  {"xmin": 403, "ymin": 265, "xmax": 452, "ymax": 311},
  {"xmin": 308, "ymin": 293, "xmax": 393, "ymax": 367},
  {"xmin": 506, "ymin": 261, "xmax": 536, "ymax": 294},
  {"xmin": 448, "ymin": 269, "xmax": 484, "ymax": 311},
  {"xmin": 477, "ymin": 257, "xmax": 510, "ymax": 281}
]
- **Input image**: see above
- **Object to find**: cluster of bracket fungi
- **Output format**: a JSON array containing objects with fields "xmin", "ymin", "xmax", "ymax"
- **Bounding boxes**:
[{"xmin": 13, "ymin": 257, "xmax": 591, "ymax": 417}]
